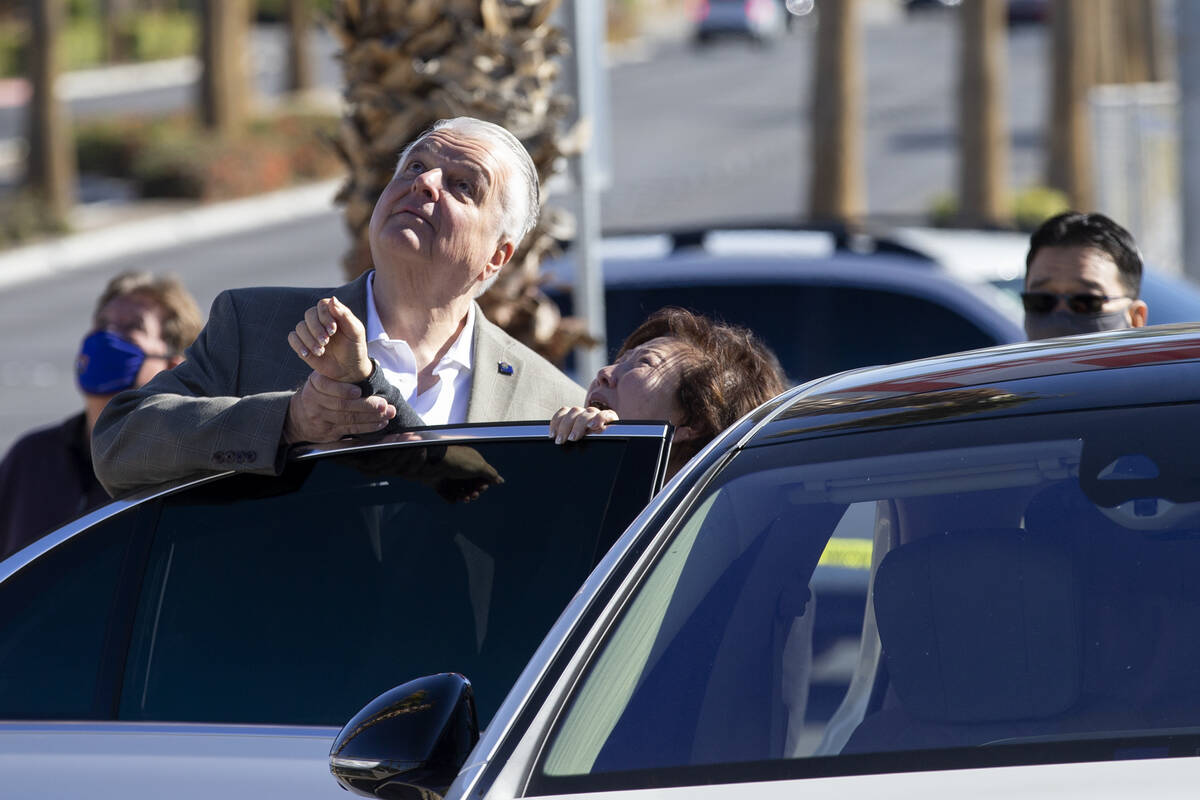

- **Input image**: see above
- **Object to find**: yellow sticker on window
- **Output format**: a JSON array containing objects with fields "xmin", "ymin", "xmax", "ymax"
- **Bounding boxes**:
[{"xmin": 818, "ymin": 537, "xmax": 873, "ymax": 570}]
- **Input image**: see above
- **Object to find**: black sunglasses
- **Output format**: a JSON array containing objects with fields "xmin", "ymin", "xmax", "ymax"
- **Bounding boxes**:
[{"xmin": 1021, "ymin": 291, "xmax": 1129, "ymax": 315}]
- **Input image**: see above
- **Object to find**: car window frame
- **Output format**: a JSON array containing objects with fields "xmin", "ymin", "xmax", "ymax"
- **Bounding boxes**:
[
  {"xmin": 117, "ymin": 423, "xmax": 672, "ymax": 727},
  {"xmin": 0, "ymin": 423, "xmax": 673, "ymax": 728}
]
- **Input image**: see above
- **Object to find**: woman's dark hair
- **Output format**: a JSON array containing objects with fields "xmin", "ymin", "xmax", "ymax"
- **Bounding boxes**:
[
  {"xmin": 1025, "ymin": 211, "xmax": 1143, "ymax": 297},
  {"xmin": 617, "ymin": 307, "xmax": 787, "ymax": 462}
]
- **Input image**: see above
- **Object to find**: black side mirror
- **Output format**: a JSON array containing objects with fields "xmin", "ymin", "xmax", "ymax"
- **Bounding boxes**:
[{"xmin": 330, "ymin": 673, "xmax": 479, "ymax": 800}]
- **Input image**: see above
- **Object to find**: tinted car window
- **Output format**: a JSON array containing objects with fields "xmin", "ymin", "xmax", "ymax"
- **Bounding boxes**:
[
  {"xmin": 535, "ymin": 405, "xmax": 1200, "ymax": 792},
  {"xmin": 118, "ymin": 437, "xmax": 661, "ymax": 727},
  {"xmin": 0, "ymin": 510, "xmax": 142, "ymax": 718},
  {"xmin": 554, "ymin": 283, "xmax": 998, "ymax": 383}
]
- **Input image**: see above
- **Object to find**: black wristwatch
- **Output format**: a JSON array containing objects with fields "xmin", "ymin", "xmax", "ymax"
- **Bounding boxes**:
[{"xmin": 355, "ymin": 358, "xmax": 386, "ymax": 398}]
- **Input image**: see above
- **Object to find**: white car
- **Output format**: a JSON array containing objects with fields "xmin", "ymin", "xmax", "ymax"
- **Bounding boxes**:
[
  {"xmin": 0, "ymin": 424, "xmax": 671, "ymax": 798},
  {"xmin": 331, "ymin": 324, "xmax": 1200, "ymax": 799}
]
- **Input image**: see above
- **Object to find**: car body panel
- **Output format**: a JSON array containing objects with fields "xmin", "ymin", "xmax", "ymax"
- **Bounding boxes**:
[
  {"xmin": 500, "ymin": 756, "xmax": 1200, "ymax": 800},
  {"xmin": 441, "ymin": 324, "xmax": 1200, "ymax": 800},
  {"xmin": 0, "ymin": 723, "xmax": 341, "ymax": 799}
]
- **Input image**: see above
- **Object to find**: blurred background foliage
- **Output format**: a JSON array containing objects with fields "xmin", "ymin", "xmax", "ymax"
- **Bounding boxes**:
[
  {"xmin": 75, "ymin": 111, "xmax": 341, "ymax": 200},
  {"xmin": 0, "ymin": 0, "xmax": 341, "ymax": 77}
]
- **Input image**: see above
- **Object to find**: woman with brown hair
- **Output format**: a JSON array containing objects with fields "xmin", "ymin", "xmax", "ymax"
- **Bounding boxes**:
[{"xmin": 550, "ymin": 307, "xmax": 787, "ymax": 480}]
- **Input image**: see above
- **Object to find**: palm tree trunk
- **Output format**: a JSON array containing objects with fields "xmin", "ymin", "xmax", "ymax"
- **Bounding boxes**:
[
  {"xmin": 808, "ymin": 0, "xmax": 863, "ymax": 225},
  {"xmin": 285, "ymin": 0, "xmax": 315, "ymax": 93},
  {"xmin": 26, "ymin": 0, "xmax": 76, "ymax": 225},
  {"xmin": 1047, "ymin": 0, "xmax": 1094, "ymax": 209},
  {"xmin": 958, "ymin": 0, "xmax": 1009, "ymax": 227},
  {"xmin": 199, "ymin": 0, "xmax": 252, "ymax": 137}
]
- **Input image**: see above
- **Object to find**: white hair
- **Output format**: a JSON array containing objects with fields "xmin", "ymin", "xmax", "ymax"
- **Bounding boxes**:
[{"xmin": 395, "ymin": 118, "xmax": 540, "ymax": 295}]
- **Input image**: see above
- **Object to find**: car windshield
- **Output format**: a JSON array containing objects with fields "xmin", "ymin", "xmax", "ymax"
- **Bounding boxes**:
[{"xmin": 536, "ymin": 403, "xmax": 1200, "ymax": 790}]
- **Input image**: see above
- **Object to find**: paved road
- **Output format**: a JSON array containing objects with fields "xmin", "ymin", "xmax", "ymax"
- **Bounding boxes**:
[
  {"xmin": 0, "ymin": 212, "xmax": 348, "ymax": 453},
  {"xmin": 0, "ymin": 10, "xmax": 1051, "ymax": 453},
  {"xmin": 601, "ymin": 11, "xmax": 1047, "ymax": 228}
]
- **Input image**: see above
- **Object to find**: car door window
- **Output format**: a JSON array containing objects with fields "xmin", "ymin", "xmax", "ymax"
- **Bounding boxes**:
[
  {"xmin": 118, "ymin": 436, "xmax": 664, "ymax": 727},
  {"xmin": 0, "ymin": 510, "xmax": 145, "ymax": 719}
]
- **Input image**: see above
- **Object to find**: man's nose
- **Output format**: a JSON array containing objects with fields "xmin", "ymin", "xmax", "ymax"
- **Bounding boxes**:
[{"xmin": 412, "ymin": 168, "xmax": 442, "ymax": 198}]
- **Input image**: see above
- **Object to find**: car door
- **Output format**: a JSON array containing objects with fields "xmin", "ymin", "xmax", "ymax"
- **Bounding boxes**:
[{"xmin": 0, "ymin": 424, "xmax": 670, "ymax": 730}]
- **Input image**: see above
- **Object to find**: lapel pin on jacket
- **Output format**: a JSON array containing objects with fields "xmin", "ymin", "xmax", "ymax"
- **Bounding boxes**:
[{"xmin": 497, "ymin": 361, "xmax": 514, "ymax": 376}]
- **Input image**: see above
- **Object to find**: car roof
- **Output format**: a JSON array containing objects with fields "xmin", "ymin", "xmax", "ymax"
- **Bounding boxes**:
[
  {"xmin": 543, "ymin": 228, "xmax": 1025, "ymax": 340},
  {"xmin": 746, "ymin": 322, "xmax": 1200, "ymax": 444}
]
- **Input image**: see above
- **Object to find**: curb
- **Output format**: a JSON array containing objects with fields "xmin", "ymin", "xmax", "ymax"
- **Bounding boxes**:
[{"xmin": 0, "ymin": 178, "xmax": 343, "ymax": 291}]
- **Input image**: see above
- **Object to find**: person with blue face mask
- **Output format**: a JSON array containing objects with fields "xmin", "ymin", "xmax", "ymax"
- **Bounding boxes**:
[
  {"xmin": 0, "ymin": 271, "xmax": 202, "ymax": 560},
  {"xmin": 1022, "ymin": 212, "xmax": 1149, "ymax": 341}
]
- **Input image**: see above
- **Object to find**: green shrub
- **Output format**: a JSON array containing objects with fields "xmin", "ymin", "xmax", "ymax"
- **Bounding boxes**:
[
  {"xmin": 925, "ymin": 185, "xmax": 1072, "ymax": 231},
  {"xmin": 255, "ymin": 0, "xmax": 336, "ymax": 23},
  {"xmin": 130, "ymin": 12, "xmax": 195, "ymax": 62},
  {"xmin": 75, "ymin": 117, "xmax": 154, "ymax": 176},
  {"xmin": 0, "ymin": 23, "xmax": 20, "ymax": 76},
  {"xmin": 927, "ymin": 192, "xmax": 957, "ymax": 228},
  {"xmin": 0, "ymin": 191, "xmax": 70, "ymax": 248},
  {"xmin": 1012, "ymin": 186, "xmax": 1071, "ymax": 232},
  {"xmin": 0, "ymin": 11, "xmax": 195, "ymax": 77},
  {"xmin": 132, "ymin": 136, "xmax": 210, "ymax": 199},
  {"xmin": 96, "ymin": 112, "xmax": 345, "ymax": 201}
]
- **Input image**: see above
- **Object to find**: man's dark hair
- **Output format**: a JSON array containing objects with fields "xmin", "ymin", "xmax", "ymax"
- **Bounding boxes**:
[
  {"xmin": 617, "ymin": 307, "xmax": 786, "ymax": 464},
  {"xmin": 1025, "ymin": 211, "xmax": 1143, "ymax": 297}
]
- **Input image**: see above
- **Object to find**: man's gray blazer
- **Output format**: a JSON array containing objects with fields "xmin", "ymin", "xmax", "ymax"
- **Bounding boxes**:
[{"xmin": 92, "ymin": 271, "xmax": 584, "ymax": 497}]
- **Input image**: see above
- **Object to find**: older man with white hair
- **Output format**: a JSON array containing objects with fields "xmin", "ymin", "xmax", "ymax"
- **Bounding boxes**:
[{"xmin": 93, "ymin": 117, "xmax": 584, "ymax": 496}]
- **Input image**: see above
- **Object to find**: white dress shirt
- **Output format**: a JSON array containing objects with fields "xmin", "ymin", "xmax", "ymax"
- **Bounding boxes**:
[{"xmin": 364, "ymin": 272, "xmax": 475, "ymax": 425}]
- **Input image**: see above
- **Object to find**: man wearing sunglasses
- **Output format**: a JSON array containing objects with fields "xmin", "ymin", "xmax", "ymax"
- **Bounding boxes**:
[{"xmin": 1022, "ymin": 211, "xmax": 1148, "ymax": 340}]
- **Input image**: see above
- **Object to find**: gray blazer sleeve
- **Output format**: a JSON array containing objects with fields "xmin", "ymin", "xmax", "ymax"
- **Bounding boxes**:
[
  {"xmin": 92, "ymin": 289, "xmax": 296, "ymax": 497},
  {"xmin": 93, "ymin": 286, "xmax": 429, "ymax": 497}
]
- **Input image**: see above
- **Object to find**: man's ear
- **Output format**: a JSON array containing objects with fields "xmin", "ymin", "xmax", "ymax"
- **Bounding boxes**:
[
  {"xmin": 1130, "ymin": 299, "xmax": 1149, "ymax": 328},
  {"xmin": 481, "ymin": 239, "xmax": 515, "ymax": 284},
  {"xmin": 168, "ymin": 354, "xmax": 185, "ymax": 369}
]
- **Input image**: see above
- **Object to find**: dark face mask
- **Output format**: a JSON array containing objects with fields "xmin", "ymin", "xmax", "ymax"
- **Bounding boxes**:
[
  {"xmin": 1024, "ymin": 308, "xmax": 1130, "ymax": 341},
  {"xmin": 76, "ymin": 330, "xmax": 150, "ymax": 396}
]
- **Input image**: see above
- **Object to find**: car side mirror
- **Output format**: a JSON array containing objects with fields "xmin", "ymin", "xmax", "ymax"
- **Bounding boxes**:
[{"xmin": 329, "ymin": 673, "xmax": 479, "ymax": 800}]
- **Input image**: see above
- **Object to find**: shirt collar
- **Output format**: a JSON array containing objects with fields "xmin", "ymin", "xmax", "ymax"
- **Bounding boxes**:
[{"xmin": 365, "ymin": 271, "xmax": 475, "ymax": 372}]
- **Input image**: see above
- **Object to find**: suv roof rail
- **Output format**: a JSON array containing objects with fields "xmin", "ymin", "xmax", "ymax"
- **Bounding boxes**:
[{"xmin": 596, "ymin": 222, "xmax": 936, "ymax": 262}]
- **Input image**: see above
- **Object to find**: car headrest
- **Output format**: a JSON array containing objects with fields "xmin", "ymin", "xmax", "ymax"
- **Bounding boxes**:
[{"xmin": 873, "ymin": 529, "xmax": 1080, "ymax": 723}]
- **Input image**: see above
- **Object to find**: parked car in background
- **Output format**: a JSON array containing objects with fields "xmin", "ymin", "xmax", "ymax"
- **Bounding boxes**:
[
  {"xmin": 692, "ymin": 0, "xmax": 788, "ymax": 45},
  {"xmin": 0, "ymin": 424, "xmax": 671, "ymax": 798},
  {"xmin": 333, "ymin": 323, "xmax": 1200, "ymax": 800},
  {"xmin": 543, "ymin": 228, "xmax": 1026, "ymax": 386},
  {"xmin": 1006, "ymin": 0, "xmax": 1049, "ymax": 24},
  {"xmin": 545, "ymin": 226, "xmax": 1200, "ymax": 387}
]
